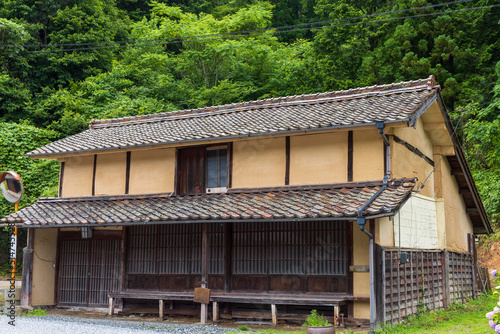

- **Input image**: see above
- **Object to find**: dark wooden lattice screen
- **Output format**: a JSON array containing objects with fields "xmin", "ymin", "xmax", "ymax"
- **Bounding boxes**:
[
  {"xmin": 127, "ymin": 223, "xmax": 224, "ymax": 275},
  {"xmin": 58, "ymin": 240, "xmax": 89, "ymax": 305},
  {"xmin": 233, "ymin": 221, "xmax": 348, "ymax": 275},
  {"xmin": 58, "ymin": 238, "xmax": 120, "ymax": 306}
]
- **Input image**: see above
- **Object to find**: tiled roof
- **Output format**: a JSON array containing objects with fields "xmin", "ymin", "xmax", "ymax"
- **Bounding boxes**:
[
  {"xmin": 27, "ymin": 76, "xmax": 438, "ymax": 157},
  {"xmin": 2, "ymin": 178, "xmax": 416, "ymax": 227}
]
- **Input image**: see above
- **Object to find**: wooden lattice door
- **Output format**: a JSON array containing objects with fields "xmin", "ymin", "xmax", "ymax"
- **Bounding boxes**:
[{"xmin": 58, "ymin": 238, "xmax": 121, "ymax": 306}]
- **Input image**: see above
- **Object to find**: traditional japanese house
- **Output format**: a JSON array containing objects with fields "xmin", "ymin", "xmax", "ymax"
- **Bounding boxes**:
[{"xmin": 2, "ymin": 75, "xmax": 491, "ymax": 327}]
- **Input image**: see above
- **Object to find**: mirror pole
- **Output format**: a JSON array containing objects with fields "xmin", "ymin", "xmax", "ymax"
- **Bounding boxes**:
[{"xmin": 12, "ymin": 202, "xmax": 18, "ymax": 280}]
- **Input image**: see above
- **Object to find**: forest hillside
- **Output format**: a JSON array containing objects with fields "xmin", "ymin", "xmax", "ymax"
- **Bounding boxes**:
[{"xmin": 0, "ymin": 0, "xmax": 499, "ymax": 268}]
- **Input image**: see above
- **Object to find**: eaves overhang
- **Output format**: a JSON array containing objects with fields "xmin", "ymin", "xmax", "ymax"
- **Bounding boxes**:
[
  {"xmin": 431, "ymin": 93, "xmax": 491, "ymax": 234},
  {"xmin": 2, "ymin": 178, "xmax": 417, "ymax": 229}
]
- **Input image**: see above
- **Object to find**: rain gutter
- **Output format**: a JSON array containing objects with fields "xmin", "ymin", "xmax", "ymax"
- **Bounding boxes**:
[{"xmin": 356, "ymin": 121, "xmax": 391, "ymax": 333}]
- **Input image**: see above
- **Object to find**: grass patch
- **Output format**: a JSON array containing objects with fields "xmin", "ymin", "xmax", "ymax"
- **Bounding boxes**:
[
  {"xmin": 227, "ymin": 329, "xmax": 356, "ymax": 333},
  {"xmin": 23, "ymin": 308, "xmax": 47, "ymax": 317},
  {"xmin": 375, "ymin": 293, "xmax": 496, "ymax": 333},
  {"xmin": 227, "ymin": 330, "xmax": 306, "ymax": 334},
  {"xmin": 227, "ymin": 295, "xmax": 495, "ymax": 333}
]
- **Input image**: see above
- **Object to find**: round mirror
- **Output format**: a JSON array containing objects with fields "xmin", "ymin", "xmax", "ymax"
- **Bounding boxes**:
[{"xmin": 0, "ymin": 171, "xmax": 23, "ymax": 204}]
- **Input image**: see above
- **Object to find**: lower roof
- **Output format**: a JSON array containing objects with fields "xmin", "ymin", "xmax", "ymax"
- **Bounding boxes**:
[{"xmin": 2, "ymin": 179, "xmax": 417, "ymax": 228}]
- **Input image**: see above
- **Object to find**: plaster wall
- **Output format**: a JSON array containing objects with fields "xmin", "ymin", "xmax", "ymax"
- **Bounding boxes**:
[
  {"xmin": 289, "ymin": 133, "xmax": 347, "ymax": 185},
  {"xmin": 376, "ymin": 217, "xmax": 394, "ymax": 247},
  {"xmin": 391, "ymin": 120, "xmax": 435, "ymax": 198},
  {"xmin": 232, "ymin": 138, "xmax": 286, "ymax": 188},
  {"xmin": 353, "ymin": 223, "xmax": 371, "ymax": 319},
  {"xmin": 354, "ymin": 301, "xmax": 371, "ymax": 319},
  {"xmin": 352, "ymin": 224, "xmax": 370, "ymax": 297},
  {"xmin": 441, "ymin": 158, "xmax": 474, "ymax": 251},
  {"xmin": 435, "ymin": 198, "xmax": 447, "ymax": 249},
  {"xmin": 353, "ymin": 129, "xmax": 384, "ymax": 181},
  {"xmin": 394, "ymin": 194, "xmax": 438, "ymax": 249},
  {"xmin": 32, "ymin": 228, "xmax": 58, "ymax": 306},
  {"xmin": 94, "ymin": 152, "xmax": 127, "ymax": 195},
  {"xmin": 60, "ymin": 155, "xmax": 94, "ymax": 197},
  {"xmin": 129, "ymin": 149, "xmax": 175, "ymax": 194}
]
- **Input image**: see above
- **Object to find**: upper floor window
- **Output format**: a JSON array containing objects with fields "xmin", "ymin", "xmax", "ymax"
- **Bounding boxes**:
[
  {"xmin": 177, "ymin": 145, "xmax": 229, "ymax": 195},
  {"xmin": 207, "ymin": 148, "xmax": 227, "ymax": 188}
]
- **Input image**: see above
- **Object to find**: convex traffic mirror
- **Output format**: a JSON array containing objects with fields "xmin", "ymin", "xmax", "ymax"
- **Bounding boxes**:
[{"xmin": 0, "ymin": 171, "xmax": 23, "ymax": 203}]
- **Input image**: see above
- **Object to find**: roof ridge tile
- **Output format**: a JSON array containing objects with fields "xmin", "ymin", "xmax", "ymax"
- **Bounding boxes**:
[{"xmin": 88, "ymin": 77, "xmax": 433, "ymax": 129}]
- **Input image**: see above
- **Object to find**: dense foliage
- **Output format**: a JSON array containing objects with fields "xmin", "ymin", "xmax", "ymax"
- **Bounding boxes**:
[
  {"xmin": 0, "ymin": 122, "xmax": 59, "ymax": 269},
  {"xmin": 0, "ymin": 0, "xmax": 498, "ymax": 249}
]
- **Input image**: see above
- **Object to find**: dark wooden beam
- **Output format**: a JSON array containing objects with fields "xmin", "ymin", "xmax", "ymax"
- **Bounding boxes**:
[
  {"xmin": 174, "ymin": 149, "xmax": 180, "ymax": 195},
  {"xmin": 450, "ymin": 169, "xmax": 464, "ymax": 176},
  {"xmin": 459, "ymin": 187, "xmax": 470, "ymax": 194},
  {"xmin": 125, "ymin": 152, "xmax": 131, "ymax": 194},
  {"xmin": 54, "ymin": 228, "xmax": 60, "ymax": 305},
  {"xmin": 228, "ymin": 142, "xmax": 233, "ymax": 189},
  {"xmin": 224, "ymin": 223, "xmax": 232, "ymax": 293},
  {"xmin": 120, "ymin": 227, "xmax": 128, "ymax": 294},
  {"xmin": 348, "ymin": 131, "xmax": 353, "ymax": 182},
  {"xmin": 392, "ymin": 135, "xmax": 434, "ymax": 167},
  {"xmin": 347, "ymin": 222, "xmax": 353, "ymax": 295},
  {"xmin": 201, "ymin": 223, "xmax": 209, "ymax": 288},
  {"xmin": 92, "ymin": 155, "xmax": 97, "ymax": 196},
  {"xmin": 201, "ymin": 223, "xmax": 209, "ymax": 323},
  {"xmin": 59, "ymin": 162, "xmax": 65, "ymax": 197},
  {"xmin": 466, "ymin": 207, "xmax": 479, "ymax": 214},
  {"xmin": 285, "ymin": 136, "xmax": 290, "ymax": 185},
  {"xmin": 58, "ymin": 230, "xmax": 122, "ymax": 239}
]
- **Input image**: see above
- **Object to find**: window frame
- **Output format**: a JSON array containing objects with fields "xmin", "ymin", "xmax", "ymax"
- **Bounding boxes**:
[{"xmin": 176, "ymin": 144, "xmax": 231, "ymax": 195}]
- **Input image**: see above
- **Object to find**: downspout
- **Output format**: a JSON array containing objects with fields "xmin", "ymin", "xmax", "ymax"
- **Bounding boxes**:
[{"xmin": 356, "ymin": 121, "xmax": 390, "ymax": 333}]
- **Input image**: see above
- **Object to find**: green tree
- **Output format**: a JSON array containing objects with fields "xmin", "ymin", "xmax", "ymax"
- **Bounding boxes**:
[
  {"xmin": 0, "ymin": 122, "xmax": 59, "ymax": 271},
  {"xmin": 0, "ymin": 19, "xmax": 31, "ymax": 122},
  {"xmin": 1, "ymin": 0, "xmax": 131, "ymax": 89},
  {"xmin": 462, "ymin": 62, "xmax": 500, "ymax": 226},
  {"xmin": 129, "ymin": 1, "xmax": 278, "ymax": 108}
]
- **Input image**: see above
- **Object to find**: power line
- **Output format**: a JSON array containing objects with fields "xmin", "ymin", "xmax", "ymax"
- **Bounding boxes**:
[
  {"xmin": 0, "ymin": 0, "xmax": 477, "ymax": 49},
  {"xmin": 7, "ymin": 4, "xmax": 499, "ymax": 55},
  {"xmin": 3, "ymin": 1, "xmax": 498, "ymax": 55}
]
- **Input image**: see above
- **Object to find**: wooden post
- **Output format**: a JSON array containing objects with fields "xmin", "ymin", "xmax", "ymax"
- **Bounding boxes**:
[
  {"xmin": 108, "ymin": 296, "xmax": 114, "ymax": 316},
  {"xmin": 224, "ymin": 223, "xmax": 232, "ymax": 293},
  {"xmin": 201, "ymin": 223, "xmax": 209, "ymax": 324},
  {"xmin": 213, "ymin": 301, "xmax": 219, "ymax": 321},
  {"xmin": 119, "ymin": 227, "xmax": 127, "ymax": 311},
  {"xmin": 271, "ymin": 304, "xmax": 277, "ymax": 326},
  {"xmin": 442, "ymin": 250, "xmax": 451, "ymax": 307},
  {"xmin": 334, "ymin": 306, "xmax": 340, "ymax": 326},
  {"xmin": 469, "ymin": 234, "xmax": 477, "ymax": 298},
  {"xmin": 159, "ymin": 299, "xmax": 164, "ymax": 321},
  {"xmin": 374, "ymin": 244, "xmax": 386, "ymax": 325},
  {"xmin": 21, "ymin": 229, "xmax": 34, "ymax": 307}
]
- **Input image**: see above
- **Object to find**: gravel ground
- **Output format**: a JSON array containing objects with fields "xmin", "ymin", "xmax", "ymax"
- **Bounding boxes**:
[{"xmin": 0, "ymin": 314, "xmax": 240, "ymax": 334}]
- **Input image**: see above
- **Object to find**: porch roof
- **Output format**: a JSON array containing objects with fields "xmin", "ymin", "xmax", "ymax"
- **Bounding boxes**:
[
  {"xmin": 26, "ymin": 76, "xmax": 438, "ymax": 157},
  {"xmin": 2, "ymin": 178, "xmax": 416, "ymax": 228}
]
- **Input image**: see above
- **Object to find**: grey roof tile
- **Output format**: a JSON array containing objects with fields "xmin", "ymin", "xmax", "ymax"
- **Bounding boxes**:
[
  {"xmin": 2, "ymin": 178, "xmax": 416, "ymax": 227},
  {"xmin": 27, "ymin": 77, "xmax": 438, "ymax": 156}
]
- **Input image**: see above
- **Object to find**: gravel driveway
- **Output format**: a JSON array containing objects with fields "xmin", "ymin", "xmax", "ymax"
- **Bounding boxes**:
[{"xmin": 0, "ymin": 314, "xmax": 239, "ymax": 334}]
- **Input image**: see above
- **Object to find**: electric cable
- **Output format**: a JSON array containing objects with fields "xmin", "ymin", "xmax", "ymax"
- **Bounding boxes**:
[
  {"xmin": 0, "ymin": 0, "xmax": 478, "ymax": 49},
  {"xmin": 417, "ymin": 110, "xmax": 467, "ymax": 191},
  {"xmin": 2, "ymin": 3, "xmax": 498, "ymax": 55},
  {"xmin": 33, "ymin": 250, "xmax": 54, "ymax": 263}
]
